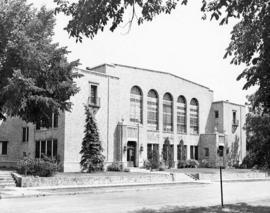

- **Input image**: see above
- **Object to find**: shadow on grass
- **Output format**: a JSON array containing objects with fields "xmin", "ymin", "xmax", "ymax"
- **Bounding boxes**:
[{"xmin": 131, "ymin": 203, "xmax": 270, "ymax": 213}]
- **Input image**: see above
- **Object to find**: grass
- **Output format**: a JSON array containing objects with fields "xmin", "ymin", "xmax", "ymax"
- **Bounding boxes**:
[
  {"xmin": 167, "ymin": 168, "xmax": 261, "ymax": 174},
  {"xmin": 132, "ymin": 202, "xmax": 270, "ymax": 213}
]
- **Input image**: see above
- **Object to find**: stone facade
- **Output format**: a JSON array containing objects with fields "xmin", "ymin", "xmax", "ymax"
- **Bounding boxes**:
[{"xmin": 0, "ymin": 63, "xmax": 247, "ymax": 171}]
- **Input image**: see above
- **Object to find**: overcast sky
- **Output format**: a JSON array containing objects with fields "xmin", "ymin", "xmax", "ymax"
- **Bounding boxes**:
[{"xmin": 30, "ymin": 0, "xmax": 255, "ymax": 105}]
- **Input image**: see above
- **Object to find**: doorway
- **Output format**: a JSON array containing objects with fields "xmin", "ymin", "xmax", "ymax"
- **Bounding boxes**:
[{"xmin": 127, "ymin": 141, "xmax": 137, "ymax": 167}]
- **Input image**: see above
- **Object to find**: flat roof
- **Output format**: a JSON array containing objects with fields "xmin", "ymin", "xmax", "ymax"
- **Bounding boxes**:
[
  {"xmin": 213, "ymin": 100, "xmax": 246, "ymax": 107},
  {"xmin": 89, "ymin": 63, "xmax": 213, "ymax": 92}
]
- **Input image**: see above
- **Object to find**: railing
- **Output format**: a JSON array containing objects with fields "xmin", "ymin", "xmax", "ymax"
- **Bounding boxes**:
[{"xmin": 88, "ymin": 97, "xmax": 101, "ymax": 108}]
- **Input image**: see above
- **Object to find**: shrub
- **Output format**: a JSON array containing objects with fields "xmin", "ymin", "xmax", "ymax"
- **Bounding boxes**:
[
  {"xmin": 123, "ymin": 168, "xmax": 130, "ymax": 172},
  {"xmin": 187, "ymin": 159, "xmax": 199, "ymax": 168},
  {"xmin": 199, "ymin": 159, "xmax": 210, "ymax": 168},
  {"xmin": 143, "ymin": 160, "xmax": 152, "ymax": 170},
  {"xmin": 17, "ymin": 156, "xmax": 58, "ymax": 177},
  {"xmin": 106, "ymin": 162, "xmax": 123, "ymax": 171},
  {"xmin": 177, "ymin": 160, "xmax": 187, "ymax": 168}
]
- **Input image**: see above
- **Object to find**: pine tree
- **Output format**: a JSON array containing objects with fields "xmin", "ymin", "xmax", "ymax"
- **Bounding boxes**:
[{"xmin": 80, "ymin": 106, "xmax": 105, "ymax": 172}]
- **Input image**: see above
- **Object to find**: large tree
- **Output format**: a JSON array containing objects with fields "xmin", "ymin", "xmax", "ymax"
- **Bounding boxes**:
[
  {"xmin": 55, "ymin": 0, "xmax": 270, "ymax": 113},
  {"xmin": 0, "ymin": 0, "xmax": 80, "ymax": 123},
  {"xmin": 241, "ymin": 95, "xmax": 270, "ymax": 169}
]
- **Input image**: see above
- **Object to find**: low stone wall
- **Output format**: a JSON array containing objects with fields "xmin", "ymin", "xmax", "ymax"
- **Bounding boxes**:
[
  {"xmin": 198, "ymin": 171, "xmax": 267, "ymax": 181},
  {"xmin": 13, "ymin": 172, "xmax": 173, "ymax": 187}
]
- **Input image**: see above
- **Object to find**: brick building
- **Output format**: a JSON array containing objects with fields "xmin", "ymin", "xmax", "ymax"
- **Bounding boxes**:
[{"xmin": 0, "ymin": 63, "xmax": 246, "ymax": 171}]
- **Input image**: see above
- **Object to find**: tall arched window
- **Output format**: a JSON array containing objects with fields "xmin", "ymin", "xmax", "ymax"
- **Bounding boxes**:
[
  {"xmin": 177, "ymin": 96, "xmax": 187, "ymax": 134},
  {"xmin": 190, "ymin": 98, "xmax": 199, "ymax": 134},
  {"xmin": 147, "ymin": 89, "xmax": 159, "ymax": 130},
  {"xmin": 130, "ymin": 86, "xmax": 143, "ymax": 123},
  {"xmin": 163, "ymin": 93, "xmax": 173, "ymax": 132}
]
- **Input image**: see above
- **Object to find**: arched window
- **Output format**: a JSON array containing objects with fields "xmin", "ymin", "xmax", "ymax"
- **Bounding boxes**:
[
  {"xmin": 147, "ymin": 89, "xmax": 159, "ymax": 130},
  {"xmin": 177, "ymin": 96, "xmax": 187, "ymax": 134},
  {"xmin": 190, "ymin": 98, "xmax": 199, "ymax": 134},
  {"xmin": 163, "ymin": 93, "xmax": 173, "ymax": 132},
  {"xmin": 130, "ymin": 86, "xmax": 143, "ymax": 123}
]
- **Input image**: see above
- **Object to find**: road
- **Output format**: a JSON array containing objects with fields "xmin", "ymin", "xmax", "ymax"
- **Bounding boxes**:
[{"xmin": 1, "ymin": 181, "xmax": 270, "ymax": 213}]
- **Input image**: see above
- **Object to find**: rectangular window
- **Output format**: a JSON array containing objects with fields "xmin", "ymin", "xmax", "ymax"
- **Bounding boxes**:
[
  {"xmin": 190, "ymin": 145, "xmax": 194, "ymax": 159},
  {"xmin": 214, "ymin": 110, "xmax": 219, "ymax": 118},
  {"xmin": 195, "ymin": 146, "xmax": 198, "ymax": 160},
  {"xmin": 233, "ymin": 111, "xmax": 237, "ymax": 123},
  {"xmin": 22, "ymin": 127, "xmax": 29, "ymax": 142},
  {"xmin": 147, "ymin": 143, "xmax": 159, "ymax": 160},
  {"xmin": 0, "ymin": 141, "xmax": 8, "ymax": 155},
  {"xmin": 90, "ymin": 85, "xmax": 98, "ymax": 104},
  {"xmin": 204, "ymin": 148, "xmax": 209, "ymax": 157},
  {"xmin": 35, "ymin": 139, "xmax": 58, "ymax": 159},
  {"xmin": 190, "ymin": 145, "xmax": 198, "ymax": 160}
]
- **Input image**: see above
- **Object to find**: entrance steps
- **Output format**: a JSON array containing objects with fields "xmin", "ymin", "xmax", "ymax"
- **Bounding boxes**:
[{"xmin": 0, "ymin": 171, "xmax": 16, "ymax": 187}]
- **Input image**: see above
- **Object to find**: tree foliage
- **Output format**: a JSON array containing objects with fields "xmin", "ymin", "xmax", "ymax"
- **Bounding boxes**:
[
  {"xmin": 80, "ymin": 106, "xmax": 105, "ymax": 172},
  {"xmin": 0, "ymin": 0, "xmax": 80, "ymax": 123},
  {"xmin": 244, "ymin": 111, "xmax": 270, "ymax": 169},
  {"xmin": 55, "ymin": 0, "xmax": 270, "ymax": 113}
]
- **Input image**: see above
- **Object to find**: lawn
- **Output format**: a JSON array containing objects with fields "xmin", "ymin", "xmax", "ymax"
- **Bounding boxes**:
[
  {"xmin": 133, "ymin": 202, "xmax": 270, "ymax": 213},
  {"xmin": 167, "ymin": 168, "xmax": 260, "ymax": 174}
]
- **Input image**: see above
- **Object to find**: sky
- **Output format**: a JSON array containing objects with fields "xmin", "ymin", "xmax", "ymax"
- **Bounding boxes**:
[{"xmin": 29, "ymin": 0, "xmax": 255, "ymax": 105}]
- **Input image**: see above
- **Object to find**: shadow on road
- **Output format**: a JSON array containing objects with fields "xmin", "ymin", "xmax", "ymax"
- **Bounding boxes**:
[{"xmin": 131, "ymin": 203, "xmax": 270, "ymax": 213}]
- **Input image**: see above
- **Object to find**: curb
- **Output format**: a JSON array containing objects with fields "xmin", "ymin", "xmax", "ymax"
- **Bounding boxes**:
[{"xmin": 0, "ymin": 180, "xmax": 209, "ymax": 199}]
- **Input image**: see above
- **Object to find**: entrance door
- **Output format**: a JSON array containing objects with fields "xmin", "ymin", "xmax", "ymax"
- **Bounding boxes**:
[{"xmin": 127, "ymin": 141, "xmax": 136, "ymax": 167}]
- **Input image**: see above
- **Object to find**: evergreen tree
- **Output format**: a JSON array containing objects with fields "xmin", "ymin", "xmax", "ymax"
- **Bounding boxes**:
[{"xmin": 80, "ymin": 106, "xmax": 105, "ymax": 172}]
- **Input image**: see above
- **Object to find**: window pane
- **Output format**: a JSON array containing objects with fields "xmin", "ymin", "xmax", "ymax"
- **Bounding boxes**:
[
  {"xmin": 53, "ymin": 113, "xmax": 58, "ymax": 128},
  {"xmin": 53, "ymin": 139, "xmax": 58, "ymax": 158},
  {"xmin": 130, "ymin": 86, "xmax": 143, "ymax": 123},
  {"xmin": 41, "ymin": 140, "xmax": 46, "ymax": 157},
  {"xmin": 163, "ymin": 94, "xmax": 173, "ymax": 132},
  {"xmin": 177, "ymin": 97, "xmax": 186, "ymax": 134},
  {"xmin": 147, "ymin": 90, "xmax": 158, "ymax": 130},
  {"xmin": 47, "ymin": 140, "xmax": 52, "ymax": 157},
  {"xmin": 22, "ymin": 127, "xmax": 26, "ymax": 142},
  {"xmin": 1, "ymin": 141, "xmax": 7, "ymax": 155},
  {"xmin": 35, "ymin": 141, "xmax": 40, "ymax": 158}
]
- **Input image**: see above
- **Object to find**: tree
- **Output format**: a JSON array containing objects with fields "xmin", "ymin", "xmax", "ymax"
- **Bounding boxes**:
[
  {"xmin": 0, "ymin": 0, "xmax": 81, "ymax": 123},
  {"xmin": 80, "ymin": 106, "xmax": 105, "ymax": 172},
  {"xmin": 243, "ymin": 96, "xmax": 270, "ymax": 169},
  {"xmin": 55, "ymin": 0, "xmax": 270, "ymax": 113}
]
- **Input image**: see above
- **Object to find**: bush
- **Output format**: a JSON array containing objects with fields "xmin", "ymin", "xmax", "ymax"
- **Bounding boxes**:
[
  {"xmin": 106, "ymin": 162, "xmax": 123, "ymax": 171},
  {"xmin": 177, "ymin": 160, "xmax": 187, "ymax": 168},
  {"xmin": 240, "ymin": 153, "xmax": 256, "ymax": 169},
  {"xmin": 143, "ymin": 160, "xmax": 152, "ymax": 170},
  {"xmin": 123, "ymin": 168, "xmax": 130, "ymax": 172},
  {"xmin": 187, "ymin": 159, "xmax": 199, "ymax": 168},
  {"xmin": 17, "ymin": 156, "xmax": 58, "ymax": 177},
  {"xmin": 199, "ymin": 159, "xmax": 210, "ymax": 168},
  {"xmin": 177, "ymin": 159, "xmax": 199, "ymax": 168}
]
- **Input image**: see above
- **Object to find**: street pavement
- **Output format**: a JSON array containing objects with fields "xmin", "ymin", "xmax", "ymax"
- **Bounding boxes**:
[{"xmin": 1, "ymin": 181, "xmax": 270, "ymax": 213}]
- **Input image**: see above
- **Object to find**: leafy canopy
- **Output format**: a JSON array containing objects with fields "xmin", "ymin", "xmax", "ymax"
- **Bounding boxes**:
[
  {"xmin": 55, "ymin": 0, "xmax": 270, "ymax": 113},
  {"xmin": 0, "ymin": 0, "xmax": 81, "ymax": 123}
]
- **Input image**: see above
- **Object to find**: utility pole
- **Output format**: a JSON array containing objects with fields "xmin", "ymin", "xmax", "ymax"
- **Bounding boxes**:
[{"xmin": 220, "ymin": 166, "xmax": 224, "ymax": 208}]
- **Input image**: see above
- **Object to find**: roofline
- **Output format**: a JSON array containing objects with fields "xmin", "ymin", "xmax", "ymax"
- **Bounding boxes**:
[
  {"xmin": 74, "ymin": 67, "xmax": 119, "ymax": 80},
  {"xmin": 213, "ymin": 100, "xmax": 246, "ymax": 107},
  {"xmin": 88, "ymin": 63, "xmax": 213, "ymax": 92}
]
